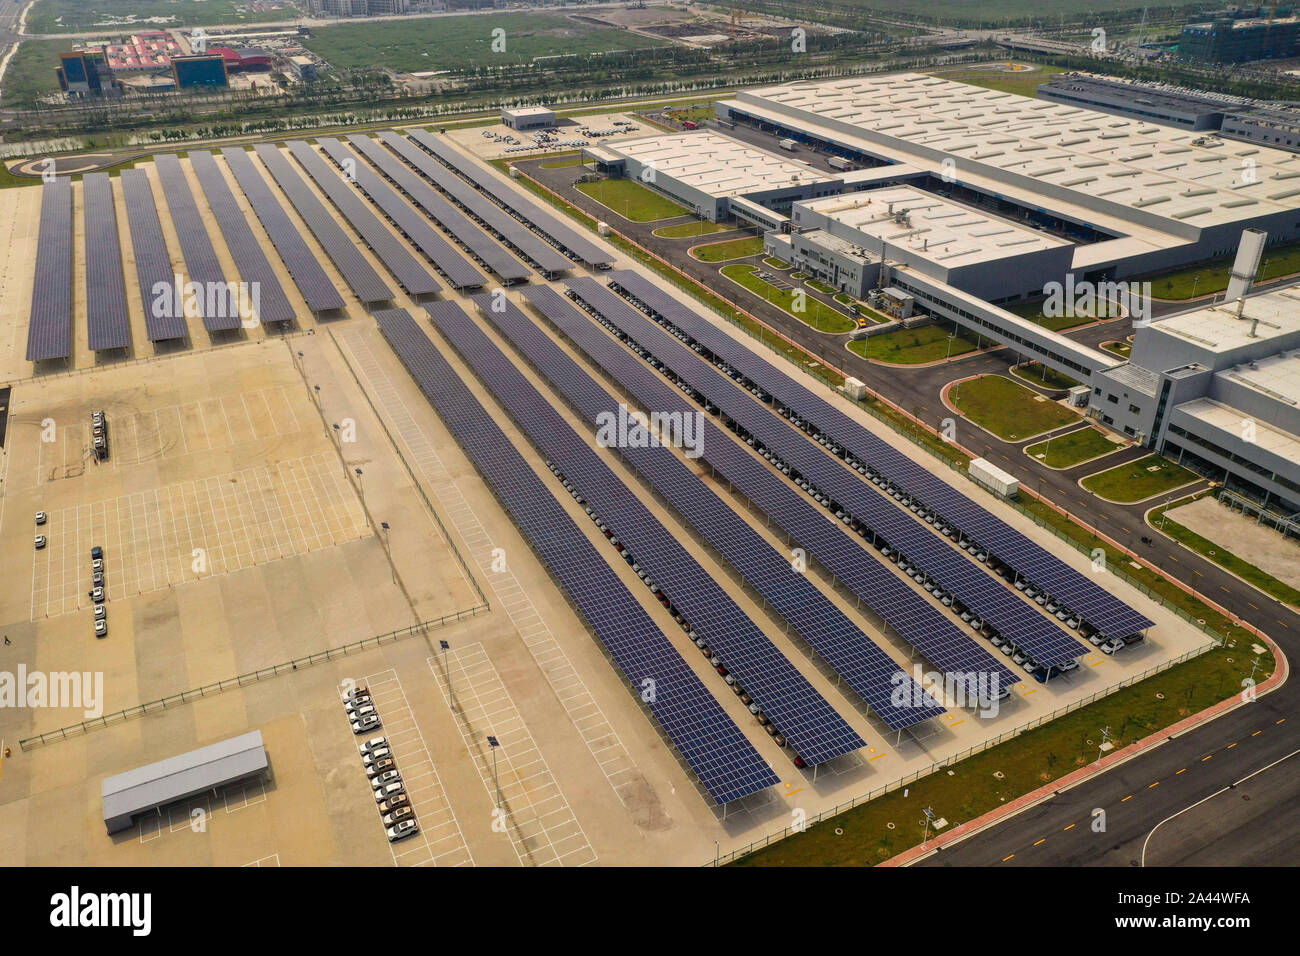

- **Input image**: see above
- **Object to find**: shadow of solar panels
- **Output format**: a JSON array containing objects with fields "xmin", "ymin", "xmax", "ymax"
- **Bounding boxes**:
[
  {"xmin": 27, "ymin": 178, "xmax": 73, "ymax": 362},
  {"xmin": 285, "ymin": 140, "xmax": 440, "ymax": 297},
  {"xmin": 82, "ymin": 173, "xmax": 131, "ymax": 353},
  {"xmin": 378, "ymin": 130, "xmax": 575, "ymax": 275},
  {"xmin": 252, "ymin": 143, "xmax": 393, "ymax": 305},
  {"xmin": 608, "ymin": 270, "xmax": 1154, "ymax": 645},
  {"xmin": 120, "ymin": 169, "xmax": 189, "ymax": 343},
  {"xmin": 474, "ymin": 291, "xmax": 945, "ymax": 733},
  {"xmin": 544, "ymin": 280, "xmax": 1020, "ymax": 687},
  {"xmin": 372, "ymin": 305, "xmax": 777, "ymax": 805}
]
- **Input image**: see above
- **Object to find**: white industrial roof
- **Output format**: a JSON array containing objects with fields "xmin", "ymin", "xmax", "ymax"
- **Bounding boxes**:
[
  {"xmin": 730, "ymin": 73, "xmax": 1300, "ymax": 232},
  {"xmin": 1178, "ymin": 397, "xmax": 1300, "ymax": 465},
  {"xmin": 504, "ymin": 105, "xmax": 555, "ymax": 117},
  {"xmin": 798, "ymin": 185, "xmax": 1066, "ymax": 268},
  {"xmin": 1152, "ymin": 288, "xmax": 1300, "ymax": 354},
  {"xmin": 1218, "ymin": 350, "xmax": 1300, "ymax": 406},
  {"xmin": 605, "ymin": 131, "xmax": 833, "ymax": 198}
]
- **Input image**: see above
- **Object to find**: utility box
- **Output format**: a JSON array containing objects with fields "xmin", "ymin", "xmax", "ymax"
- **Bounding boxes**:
[
  {"xmin": 597, "ymin": 221, "xmax": 611, "ymax": 237},
  {"xmin": 969, "ymin": 457, "xmax": 1018, "ymax": 498},
  {"xmin": 841, "ymin": 377, "xmax": 867, "ymax": 400},
  {"xmin": 1067, "ymin": 384, "xmax": 1091, "ymax": 407}
]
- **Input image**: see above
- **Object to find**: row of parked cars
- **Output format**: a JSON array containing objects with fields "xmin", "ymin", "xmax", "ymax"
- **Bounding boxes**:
[
  {"xmin": 542, "ymin": 457, "xmax": 805, "ymax": 767},
  {"xmin": 349, "ymin": 689, "xmax": 420, "ymax": 845}
]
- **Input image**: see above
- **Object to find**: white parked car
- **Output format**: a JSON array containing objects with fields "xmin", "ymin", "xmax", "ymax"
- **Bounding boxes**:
[
  {"xmin": 35, "ymin": 511, "xmax": 47, "ymax": 525},
  {"xmin": 387, "ymin": 820, "xmax": 420, "ymax": 843},
  {"xmin": 35, "ymin": 535, "xmax": 47, "ymax": 549}
]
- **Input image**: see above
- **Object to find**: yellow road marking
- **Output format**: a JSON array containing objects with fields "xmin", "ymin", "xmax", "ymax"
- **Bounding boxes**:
[
  {"xmin": 1148, "ymin": 781, "xmax": 1159, "ymax": 789},
  {"xmin": 948, "ymin": 719, "xmax": 965, "ymax": 729},
  {"xmin": 1202, "ymin": 755, "xmax": 1213, "ymax": 761},
  {"xmin": 1121, "ymin": 794, "xmax": 1134, "ymax": 802},
  {"xmin": 1002, "ymin": 854, "xmax": 1015, "ymax": 862},
  {"xmin": 1227, "ymin": 742, "xmax": 1237, "ymax": 749},
  {"xmin": 1175, "ymin": 768, "xmax": 1186, "ymax": 775},
  {"xmin": 1063, "ymin": 823, "xmax": 1076, "ymax": 831},
  {"xmin": 1252, "ymin": 730, "xmax": 1263, "ymax": 737},
  {"xmin": 869, "ymin": 753, "xmax": 886, "ymax": 762},
  {"xmin": 1033, "ymin": 838, "xmax": 1046, "ymax": 846},
  {"xmin": 1277, "ymin": 718, "xmax": 1287, "ymax": 725}
]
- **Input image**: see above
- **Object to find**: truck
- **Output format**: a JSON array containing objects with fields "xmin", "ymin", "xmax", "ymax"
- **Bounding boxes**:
[
  {"xmin": 828, "ymin": 156, "xmax": 854, "ymax": 172},
  {"xmin": 779, "ymin": 138, "xmax": 798, "ymax": 152},
  {"xmin": 681, "ymin": 120, "xmax": 698, "ymax": 130}
]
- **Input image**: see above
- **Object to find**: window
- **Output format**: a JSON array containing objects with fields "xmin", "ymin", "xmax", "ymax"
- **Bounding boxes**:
[
  {"xmin": 1129, "ymin": 404, "xmax": 1141, "ymax": 414},
  {"xmin": 1107, "ymin": 394, "xmax": 1118, "ymax": 404}
]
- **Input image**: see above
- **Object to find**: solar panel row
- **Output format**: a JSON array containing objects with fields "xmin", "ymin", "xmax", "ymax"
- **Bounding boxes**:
[
  {"xmin": 285, "ymin": 140, "xmax": 440, "ymax": 297},
  {"xmin": 345, "ymin": 134, "xmax": 531, "ymax": 283},
  {"xmin": 406, "ymin": 128, "xmax": 615, "ymax": 268},
  {"xmin": 188, "ymin": 151, "xmax": 296, "ymax": 326},
  {"xmin": 473, "ymin": 291, "xmax": 945, "ymax": 731},
  {"xmin": 119, "ymin": 169, "xmax": 188, "ymax": 343},
  {"xmin": 221, "ymin": 147, "xmax": 344, "ymax": 314},
  {"xmin": 252, "ymin": 143, "xmax": 392, "ymax": 304},
  {"xmin": 427, "ymin": 298, "xmax": 864, "ymax": 766},
  {"xmin": 378, "ymin": 131, "xmax": 573, "ymax": 275},
  {"xmin": 373, "ymin": 305, "xmax": 778, "ymax": 804},
  {"xmin": 570, "ymin": 277, "xmax": 1085, "ymax": 670},
  {"xmin": 315, "ymin": 138, "xmax": 486, "ymax": 289},
  {"xmin": 82, "ymin": 173, "xmax": 131, "ymax": 353},
  {"xmin": 153, "ymin": 154, "xmax": 243, "ymax": 332},
  {"xmin": 610, "ymin": 271, "xmax": 1155, "ymax": 642},
  {"xmin": 522, "ymin": 284, "xmax": 1020, "ymax": 690},
  {"xmin": 26, "ymin": 179, "xmax": 74, "ymax": 362}
]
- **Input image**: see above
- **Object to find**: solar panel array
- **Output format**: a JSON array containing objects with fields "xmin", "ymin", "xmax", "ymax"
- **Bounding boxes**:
[
  {"xmin": 346, "ymin": 134, "xmax": 531, "ymax": 283},
  {"xmin": 153, "ymin": 154, "xmax": 243, "ymax": 332},
  {"xmin": 524, "ymin": 284, "xmax": 1020, "ymax": 689},
  {"xmin": 378, "ymin": 131, "xmax": 573, "ymax": 275},
  {"xmin": 406, "ymin": 128, "xmax": 615, "ymax": 268},
  {"xmin": 474, "ymin": 292, "xmax": 945, "ymax": 731},
  {"xmin": 285, "ymin": 140, "xmax": 440, "ymax": 297},
  {"xmin": 120, "ymin": 169, "xmax": 189, "ymax": 342},
  {"xmin": 221, "ymin": 147, "xmax": 344, "ymax": 313},
  {"xmin": 26, "ymin": 178, "xmax": 73, "ymax": 362},
  {"xmin": 189, "ymin": 151, "xmax": 296, "ymax": 326},
  {"xmin": 315, "ymin": 138, "xmax": 486, "ymax": 289},
  {"xmin": 252, "ymin": 143, "xmax": 392, "ymax": 304},
  {"xmin": 610, "ymin": 271, "xmax": 1155, "ymax": 642},
  {"xmin": 428, "ymin": 298, "xmax": 864, "ymax": 765},
  {"xmin": 569, "ymin": 277, "xmax": 1085, "ymax": 669},
  {"xmin": 82, "ymin": 173, "xmax": 131, "ymax": 352},
  {"xmin": 373, "ymin": 305, "xmax": 777, "ymax": 804}
]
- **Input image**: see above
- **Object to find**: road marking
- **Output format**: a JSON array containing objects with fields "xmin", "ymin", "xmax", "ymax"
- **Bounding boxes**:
[
  {"xmin": 1033, "ymin": 838, "xmax": 1046, "ymax": 846},
  {"xmin": 1226, "ymin": 742, "xmax": 1237, "ymax": 749},
  {"xmin": 1175, "ymin": 768, "xmax": 1186, "ymax": 775},
  {"xmin": 1148, "ymin": 781, "xmax": 1159, "ymax": 789},
  {"xmin": 1121, "ymin": 794, "xmax": 1133, "ymax": 802},
  {"xmin": 1252, "ymin": 730, "xmax": 1263, "ymax": 737},
  {"xmin": 1001, "ymin": 854, "xmax": 1015, "ymax": 862},
  {"xmin": 1202, "ymin": 754, "xmax": 1213, "ymax": 761},
  {"xmin": 1063, "ymin": 823, "xmax": 1075, "ymax": 831}
]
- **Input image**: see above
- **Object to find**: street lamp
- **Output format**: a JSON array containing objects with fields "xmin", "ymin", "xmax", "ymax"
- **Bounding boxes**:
[
  {"xmin": 487, "ymin": 735, "xmax": 502, "ymax": 808},
  {"xmin": 381, "ymin": 521, "xmax": 394, "ymax": 584},
  {"xmin": 355, "ymin": 466, "xmax": 364, "ymax": 497}
]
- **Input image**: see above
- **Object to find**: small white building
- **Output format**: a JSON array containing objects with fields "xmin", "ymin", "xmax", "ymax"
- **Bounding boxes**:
[{"xmin": 502, "ymin": 105, "xmax": 556, "ymax": 130}]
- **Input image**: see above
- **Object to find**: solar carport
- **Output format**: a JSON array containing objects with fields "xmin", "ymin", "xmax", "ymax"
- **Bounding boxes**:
[{"xmin": 102, "ymin": 730, "xmax": 268, "ymax": 834}]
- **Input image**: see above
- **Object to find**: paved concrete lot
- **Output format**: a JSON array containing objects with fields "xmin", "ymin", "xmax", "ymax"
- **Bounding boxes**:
[{"xmin": 1166, "ymin": 496, "xmax": 1300, "ymax": 591}]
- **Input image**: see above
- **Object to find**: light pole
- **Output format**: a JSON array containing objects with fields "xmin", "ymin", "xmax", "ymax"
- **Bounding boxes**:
[
  {"xmin": 1191, "ymin": 274, "xmax": 1201, "ymax": 299},
  {"xmin": 922, "ymin": 806, "xmax": 936, "ymax": 847},
  {"xmin": 381, "ymin": 521, "xmax": 394, "ymax": 584},
  {"xmin": 487, "ymin": 735, "xmax": 501, "ymax": 808},
  {"xmin": 355, "ymin": 466, "xmax": 364, "ymax": 497}
]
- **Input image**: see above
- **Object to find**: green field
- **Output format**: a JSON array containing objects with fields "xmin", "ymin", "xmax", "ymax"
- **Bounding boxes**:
[
  {"xmin": 849, "ymin": 324, "xmax": 977, "ymax": 365},
  {"xmin": 1137, "ymin": 237, "xmax": 1300, "ymax": 299},
  {"xmin": 763, "ymin": 256, "xmax": 791, "ymax": 270},
  {"xmin": 653, "ymin": 219, "xmax": 732, "ymax": 239},
  {"xmin": 303, "ymin": 12, "xmax": 667, "ymax": 73},
  {"xmin": 805, "ymin": 277, "xmax": 837, "ymax": 294},
  {"xmin": 1010, "ymin": 362, "xmax": 1082, "ymax": 391},
  {"xmin": 539, "ymin": 155, "xmax": 586, "ymax": 170},
  {"xmin": 576, "ymin": 178, "xmax": 688, "ymax": 222},
  {"xmin": 721, "ymin": 264, "xmax": 855, "ymax": 334},
  {"xmin": 1, "ymin": 38, "xmax": 67, "ymax": 107},
  {"xmin": 1026, "ymin": 427, "xmax": 1121, "ymax": 469},
  {"xmin": 27, "ymin": 0, "xmax": 295, "ymax": 34},
  {"xmin": 1009, "ymin": 297, "xmax": 1120, "ymax": 332},
  {"xmin": 1102, "ymin": 340, "xmax": 1133, "ymax": 358},
  {"xmin": 950, "ymin": 375, "xmax": 1081, "ymax": 441},
  {"xmin": 692, "ymin": 235, "xmax": 764, "ymax": 262},
  {"xmin": 1082, "ymin": 454, "xmax": 1200, "ymax": 503},
  {"xmin": 935, "ymin": 63, "xmax": 1068, "ymax": 97}
]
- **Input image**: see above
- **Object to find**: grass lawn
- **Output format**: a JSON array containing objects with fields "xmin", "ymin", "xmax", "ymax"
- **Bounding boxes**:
[
  {"xmin": 721, "ymin": 264, "xmax": 855, "ymax": 333},
  {"xmin": 1151, "ymin": 495, "xmax": 1300, "ymax": 609},
  {"xmin": 303, "ymin": 12, "xmax": 667, "ymax": 72},
  {"xmin": 935, "ymin": 64, "xmax": 1068, "ymax": 98},
  {"xmin": 735, "ymin": 640, "xmax": 1266, "ymax": 866},
  {"xmin": 806, "ymin": 277, "xmax": 837, "ymax": 294},
  {"xmin": 693, "ymin": 235, "xmax": 764, "ymax": 262},
  {"xmin": 653, "ymin": 219, "xmax": 732, "ymax": 239},
  {"xmin": 576, "ymin": 178, "xmax": 688, "ymax": 222},
  {"xmin": 1009, "ymin": 298, "xmax": 1120, "ymax": 332},
  {"xmin": 1102, "ymin": 340, "xmax": 1133, "ymax": 358},
  {"xmin": 539, "ymin": 155, "xmax": 585, "ymax": 170},
  {"xmin": 27, "ymin": 0, "xmax": 291, "ymax": 34},
  {"xmin": 1026, "ymin": 427, "xmax": 1122, "ymax": 469},
  {"xmin": 1010, "ymin": 362, "xmax": 1082, "ymax": 390},
  {"xmin": 849, "ymin": 324, "xmax": 977, "ymax": 365},
  {"xmin": 763, "ymin": 257, "xmax": 791, "ymax": 270},
  {"xmin": 664, "ymin": 104, "xmax": 717, "ymax": 124},
  {"xmin": 1082, "ymin": 454, "xmax": 1200, "ymax": 503},
  {"xmin": 1137, "ymin": 237, "xmax": 1300, "ymax": 299},
  {"xmin": 950, "ymin": 375, "xmax": 1081, "ymax": 442},
  {"xmin": 1, "ymin": 38, "xmax": 68, "ymax": 107}
]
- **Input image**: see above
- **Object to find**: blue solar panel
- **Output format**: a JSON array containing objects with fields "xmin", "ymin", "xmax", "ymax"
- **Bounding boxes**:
[
  {"xmin": 568, "ymin": 277, "xmax": 1085, "ymax": 670},
  {"xmin": 315, "ymin": 137, "xmax": 487, "ymax": 289},
  {"xmin": 378, "ymin": 131, "xmax": 574, "ymax": 275},
  {"xmin": 26, "ymin": 179, "xmax": 73, "ymax": 362},
  {"xmin": 284, "ymin": 141, "xmax": 439, "ymax": 297},
  {"xmin": 120, "ymin": 169, "xmax": 189, "ymax": 343},
  {"xmin": 373, "ymin": 305, "xmax": 777, "ymax": 804},
  {"xmin": 427, "ymin": 299, "xmax": 864, "ymax": 766},
  {"xmin": 473, "ymin": 291, "xmax": 944, "ymax": 732},
  {"xmin": 189, "ymin": 151, "xmax": 296, "ymax": 325},
  {"xmin": 252, "ymin": 143, "xmax": 392, "ymax": 304},
  {"xmin": 406, "ymin": 128, "xmax": 614, "ymax": 268},
  {"xmin": 345, "ymin": 134, "xmax": 531, "ymax": 283},
  {"xmin": 153, "ymin": 154, "xmax": 243, "ymax": 332},
  {"xmin": 540, "ymin": 281, "xmax": 1019, "ymax": 687},
  {"xmin": 609, "ymin": 271, "xmax": 1154, "ymax": 643},
  {"xmin": 82, "ymin": 173, "xmax": 131, "ymax": 352}
]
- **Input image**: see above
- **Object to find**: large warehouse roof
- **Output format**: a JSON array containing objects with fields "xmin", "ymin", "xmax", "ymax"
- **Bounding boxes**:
[
  {"xmin": 102, "ymin": 731, "xmax": 268, "ymax": 834},
  {"xmin": 727, "ymin": 73, "xmax": 1300, "ymax": 232},
  {"xmin": 605, "ymin": 131, "xmax": 833, "ymax": 198},
  {"xmin": 1152, "ymin": 288, "xmax": 1300, "ymax": 354}
]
